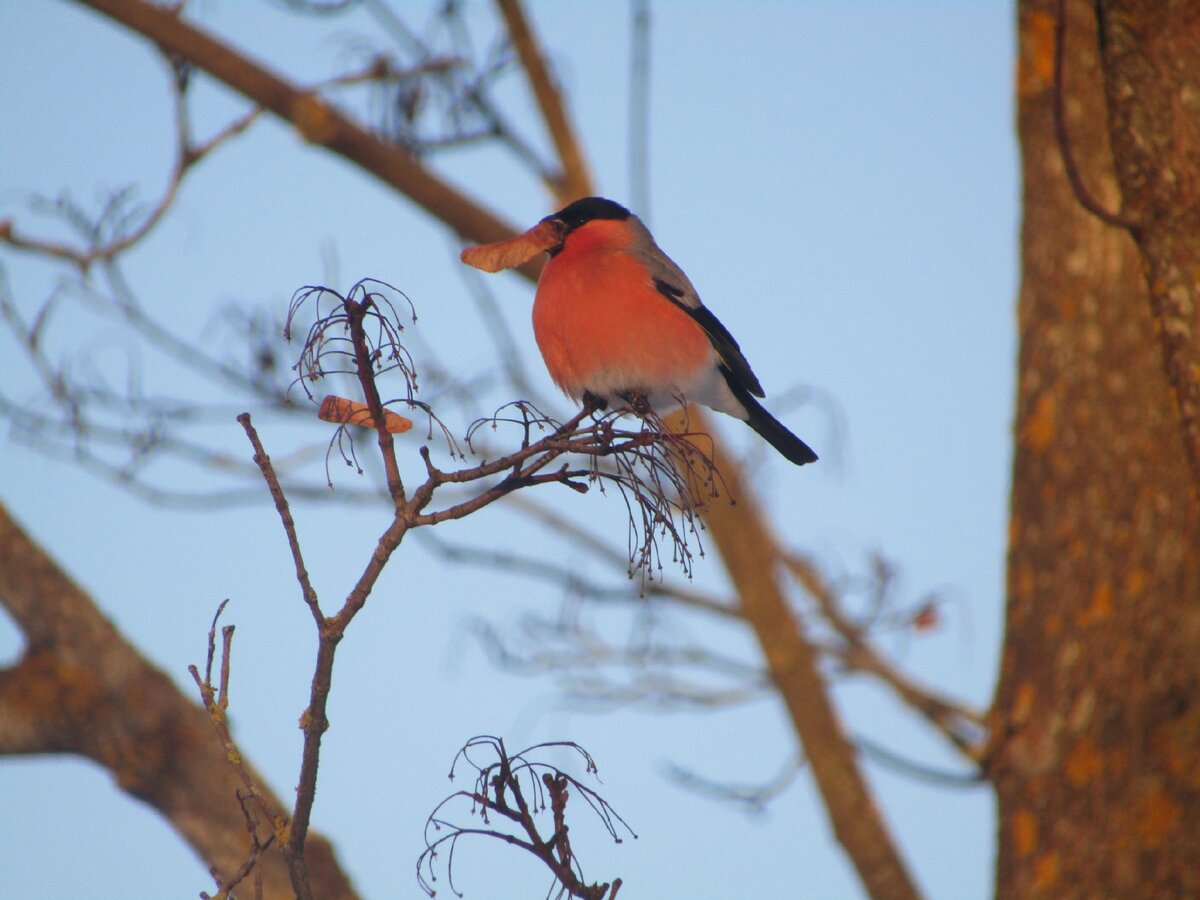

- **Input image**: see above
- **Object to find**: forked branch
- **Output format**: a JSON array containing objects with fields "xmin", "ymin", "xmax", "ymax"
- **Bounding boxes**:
[
  {"xmin": 785, "ymin": 553, "xmax": 987, "ymax": 765},
  {"xmin": 216, "ymin": 278, "xmax": 706, "ymax": 894},
  {"xmin": 418, "ymin": 736, "xmax": 633, "ymax": 899}
]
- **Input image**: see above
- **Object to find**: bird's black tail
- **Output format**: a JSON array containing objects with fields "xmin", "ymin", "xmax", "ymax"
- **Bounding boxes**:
[
  {"xmin": 723, "ymin": 369, "xmax": 818, "ymax": 465},
  {"xmin": 743, "ymin": 395, "xmax": 818, "ymax": 465}
]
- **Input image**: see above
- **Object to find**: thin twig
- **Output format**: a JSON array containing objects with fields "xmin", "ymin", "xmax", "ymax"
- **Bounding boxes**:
[
  {"xmin": 359, "ymin": 2, "xmax": 557, "ymax": 179},
  {"xmin": 239, "ymin": 414, "xmax": 323, "ymax": 625},
  {"xmin": 73, "ymin": 0, "xmax": 549, "ymax": 280},
  {"xmin": 663, "ymin": 754, "xmax": 803, "ymax": 815},
  {"xmin": 418, "ymin": 530, "xmax": 737, "ymax": 617},
  {"xmin": 784, "ymin": 553, "xmax": 987, "ymax": 764},
  {"xmin": 0, "ymin": 68, "xmax": 261, "ymax": 270},
  {"xmin": 855, "ymin": 736, "xmax": 986, "ymax": 788},
  {"xmin": 419, "ymin": 737, "xmax": 631, "ymax": 899},
  {"xmin": 187, "ymin": 602, "xmax": 289, "ymax": 873}
]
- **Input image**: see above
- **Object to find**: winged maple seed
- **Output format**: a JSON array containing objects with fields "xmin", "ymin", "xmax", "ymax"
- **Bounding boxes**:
[
  {"xmin": 318, "ymin": 395, "xmax": 413, "ymax": 433},
  {"xmin": 459, "ymin": 220, "xmax": 562, "ymax": 272}
]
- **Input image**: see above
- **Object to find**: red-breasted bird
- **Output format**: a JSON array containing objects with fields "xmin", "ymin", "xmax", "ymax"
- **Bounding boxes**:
[{"xmin": 461, "ymin": 197, "xmax": 817, "ymax": 465}]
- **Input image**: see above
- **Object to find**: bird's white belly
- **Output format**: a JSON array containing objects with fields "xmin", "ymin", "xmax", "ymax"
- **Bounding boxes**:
[{"xmin": 581, "ymin": 361, "xmax": 747, "ymax": 421}]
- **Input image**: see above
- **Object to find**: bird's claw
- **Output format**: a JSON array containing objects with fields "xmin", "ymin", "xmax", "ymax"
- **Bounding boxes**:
[
  {"xmin": 582, "ymin": 391, "xmax": 609, "ymax": 415},
  {"xmin": 618, "ymin": 390, "xmax": 652, "ymax": 416}
]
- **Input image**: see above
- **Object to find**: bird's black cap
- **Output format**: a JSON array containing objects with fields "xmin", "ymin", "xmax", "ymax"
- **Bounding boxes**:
[{"xmin": 545, "ymin": 197, "xmax": 631, "ymax": 232}]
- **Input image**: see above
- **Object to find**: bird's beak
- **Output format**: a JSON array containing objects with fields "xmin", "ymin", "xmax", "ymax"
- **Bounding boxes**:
[{"xmin": 460, "ymin": 218, "xmax": 564, "ymax": 273}]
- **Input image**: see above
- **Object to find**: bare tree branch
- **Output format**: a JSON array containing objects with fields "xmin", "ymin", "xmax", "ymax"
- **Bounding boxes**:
[
  {"xmin": 70, "ymin": 0, "xmax": 547, "ymax": 280},
  {"xmin": 0, "ymin": 64, "xmax": 261, "ymax": 271},
  {"xmin": 418, "ymin": 736, "xmax": 633, "ymax": 899},
  {"xmin": 218, "ymin": 278, "xmax": 707, "ymax": 892},
  {"xmin": 628, "ymin": 0, "xmax": 652, "ymax": 217},
  {"xmin": 419, "ymin": 529, "xmax": 737, "ymax": 618},
  {"xmin": 663, "ymin": 754, "xmax": 803, "ymax": 816},
  {"xmin": 784, "ymin": 553, "xmax": 987, "ymax": 765},
  {"xmin": 676, "ymin": 417, "xmax": 922, "ymax": 900},
  {"xmin": 494, "ymin": 0, "xmax": 592, "ymax": 204},
  {"xmin": 0, "ymin": 501, "xmax": 358, "ymax": 899}
]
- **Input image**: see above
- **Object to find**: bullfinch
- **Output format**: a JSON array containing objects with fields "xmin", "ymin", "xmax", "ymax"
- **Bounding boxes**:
[{"xmin": 461, "ymin": 197, "xmax": 817, "ymax": 466}]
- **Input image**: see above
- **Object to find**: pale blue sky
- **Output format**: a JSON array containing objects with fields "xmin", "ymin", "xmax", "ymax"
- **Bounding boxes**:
[{"xmin": 1, "ymin": 2, "xmax": 1015, "ymax": 897}]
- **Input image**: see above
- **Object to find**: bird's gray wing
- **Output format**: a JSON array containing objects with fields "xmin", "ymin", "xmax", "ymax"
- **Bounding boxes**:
[{"xmin": 626, "ymin": 217, "xmax": 765, "ymax": 398}]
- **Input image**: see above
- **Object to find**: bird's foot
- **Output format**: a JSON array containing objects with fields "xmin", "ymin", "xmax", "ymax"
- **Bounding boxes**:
[
  {"xmin": 581, "ymin": 391, "xmax": 609, "ymax": 415},
  {"xmin": 617, "ymin": 389, "xmax": 652, "ymax": 416}
]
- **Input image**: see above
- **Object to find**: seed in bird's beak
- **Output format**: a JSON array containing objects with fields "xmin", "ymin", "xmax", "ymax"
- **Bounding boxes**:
[{"xmin": 460, "ymin": 220, "xmax": 562, "ymax": 273}]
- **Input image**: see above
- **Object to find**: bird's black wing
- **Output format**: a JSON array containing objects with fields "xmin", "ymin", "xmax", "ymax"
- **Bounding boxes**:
[
  {"xmin": 650, "ymin": 275, "xmax": 765, "ymax": 399},
  {"xmin": 624, "ymin": 222, "xmax": 767, "ymax": 399}
]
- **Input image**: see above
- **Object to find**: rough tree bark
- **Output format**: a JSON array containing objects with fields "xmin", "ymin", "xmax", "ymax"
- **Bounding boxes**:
[
  {"xmin": 991, "ymin": 2, "xmax": 1200, "ymax": 896},
  {"xmin": 1099, "ymin": 0, "xmax": 1200, "ymax": 495}
]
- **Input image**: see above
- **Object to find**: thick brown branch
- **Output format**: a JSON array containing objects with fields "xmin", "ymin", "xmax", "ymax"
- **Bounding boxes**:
[
  {"xmin": 0, "ymin": 501, "xmax": 357, "ymax": 899},
  {"xmin": 494, "ymin": 0, "xmax": 593, "ymax": 204},
  {"xmin": 72, "ymin": 0, "xmax": 547, "ymax": 280},
  {"xmin": 673, "ymin": 410, "xmax": 921, "ymax": 900}
]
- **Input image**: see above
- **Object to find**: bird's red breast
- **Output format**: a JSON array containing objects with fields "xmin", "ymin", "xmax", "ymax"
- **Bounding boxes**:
[{"xmin": 532, "ymin": 219, "xmax": 713, "ymax": 402}]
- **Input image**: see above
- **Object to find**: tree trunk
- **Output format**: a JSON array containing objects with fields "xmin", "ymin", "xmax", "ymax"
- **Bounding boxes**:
[{"xmin": 992, "ymin": 2, "xmax": 1200, "ymax": 896}]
